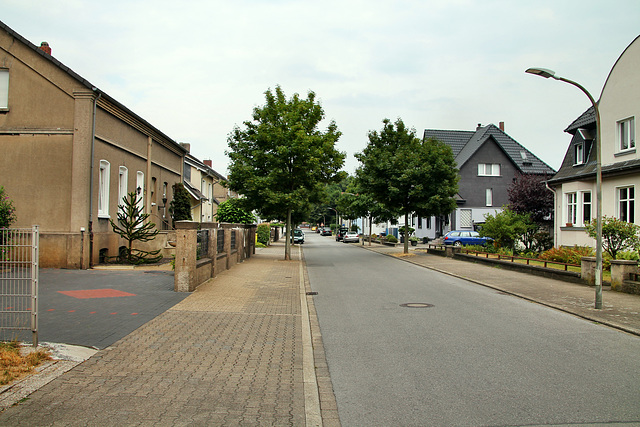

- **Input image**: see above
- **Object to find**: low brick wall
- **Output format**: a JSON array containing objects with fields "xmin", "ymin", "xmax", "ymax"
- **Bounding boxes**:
[{"xmin": 174, "ymin": 221, "xmax": 256, "ymax": 292}]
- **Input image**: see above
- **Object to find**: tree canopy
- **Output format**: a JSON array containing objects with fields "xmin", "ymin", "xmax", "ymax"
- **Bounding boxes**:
[
  {"xmin": 355, "ymin": 118, "xmax": 459, "ymax": 253},
  {"xmin": 226, "ymin": 86, "xmax": 345, "ymax": 259},
  {"xmin": 215, "ymin": 198, "xmax": 256, "ymax": 224},
  {"xmin": 508, "ymin": 173, "xmax": 553, "ymax": 224}
]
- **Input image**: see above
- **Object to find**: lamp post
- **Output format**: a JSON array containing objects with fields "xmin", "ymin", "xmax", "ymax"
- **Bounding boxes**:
[
  {"xmin": 525, "ymin": 67, "xmax": 603, "ymax": 309},
  {"xmin": 327, "ymin": 207, "xmax": 338, "ymax": 235}
]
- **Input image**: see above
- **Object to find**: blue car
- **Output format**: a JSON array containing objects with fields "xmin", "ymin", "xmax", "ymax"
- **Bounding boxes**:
[{"xmin": 443, "ymin": 230, "xmax": 492, "ymax": 247}]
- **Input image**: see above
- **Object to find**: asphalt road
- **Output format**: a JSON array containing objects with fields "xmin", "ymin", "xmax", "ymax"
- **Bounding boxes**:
[{"xmin": 303, "ymin": 231, "xmax": 640, "ymax": 426}]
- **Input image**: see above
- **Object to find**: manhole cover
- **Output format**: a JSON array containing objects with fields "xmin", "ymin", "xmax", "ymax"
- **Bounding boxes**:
[
  {"xmin": 306, "ymin": 291, "xmax": 318, "ymax": 296},
  {"xmin": 400, "ymin": 303, "xmax": 434, "ymax": 308}
]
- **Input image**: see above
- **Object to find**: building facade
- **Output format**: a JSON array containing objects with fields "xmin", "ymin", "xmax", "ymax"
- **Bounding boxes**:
[
  {"xmin": 0, "ymin": 20, "xmax": 186, "ymax": 268},
  {"xmin": 548, "ymin": 35, "xmax": 640, "ymax": 248}
]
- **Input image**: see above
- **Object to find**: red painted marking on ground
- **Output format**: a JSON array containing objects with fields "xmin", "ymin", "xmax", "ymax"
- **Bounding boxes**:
[
  {"xmin": 57, "ymin": 289, "xmax": 136, "ymax": 299},
  {"xmin": 68, "ymin": 310, "xmax": 76, "ymax": 313},
  {"xmin": 47, "ymin": 309, "xmax": 55, "ymax": 312},
  {"xmin": 110, "ymin": 312, "xmax": 117, "ymax": 315},
  {"xmin": 131, "ymin": 313, "xmax": 138, "ymax": 315},
  {"xmin": 89, "ymin": 311, "xmax": 97, "ymax": 314}
]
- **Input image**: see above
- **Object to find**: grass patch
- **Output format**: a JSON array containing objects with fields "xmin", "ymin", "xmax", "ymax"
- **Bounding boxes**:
[
  {"xmin": 0, "ymin": 341, "xmax": 51, "ymax": 386},
  {"xmin": 393, "ymin": 253, "xmax": 416, "ymax": 258}
]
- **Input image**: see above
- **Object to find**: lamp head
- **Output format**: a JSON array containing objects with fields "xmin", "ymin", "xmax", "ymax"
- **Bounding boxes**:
[{"xmin": 525, "ymin": 67, "xmax": 557, "ymax": 79}]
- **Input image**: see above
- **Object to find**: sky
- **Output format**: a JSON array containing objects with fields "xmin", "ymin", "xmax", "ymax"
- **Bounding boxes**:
[{"xmin": 2, "ymin": 0, "xmax": 639, "ymax": 175}]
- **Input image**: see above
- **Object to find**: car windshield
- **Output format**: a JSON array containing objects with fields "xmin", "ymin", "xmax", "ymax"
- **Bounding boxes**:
[{"xmin": 294, "ymin": 230, "xmax": 302, "ymax": 236}]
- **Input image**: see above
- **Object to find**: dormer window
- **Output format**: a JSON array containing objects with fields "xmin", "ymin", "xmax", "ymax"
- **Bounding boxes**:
[{"xmin": 574, "ymin": 142, "xmax": 584, "ymax": 165}]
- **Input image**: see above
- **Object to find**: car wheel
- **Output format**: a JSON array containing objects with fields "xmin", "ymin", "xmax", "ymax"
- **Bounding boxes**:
[{"xmin": 453, "ymin": 241, "xmax": 462, "ymax": 247}]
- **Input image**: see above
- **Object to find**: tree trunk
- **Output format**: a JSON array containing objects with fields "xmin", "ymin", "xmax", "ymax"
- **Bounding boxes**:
[
  {"xmin": 285, "ymin": 208, "xmax": 292, "ymax": 260},
  {"xmin": 403, "ymin": 212, "xmax": 409, "ymax": 254}
]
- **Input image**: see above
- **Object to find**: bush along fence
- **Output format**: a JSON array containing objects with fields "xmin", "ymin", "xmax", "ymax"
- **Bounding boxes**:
[{"xmin": 174, "ymin": 221, "xmax": 256, "ymax": 292}]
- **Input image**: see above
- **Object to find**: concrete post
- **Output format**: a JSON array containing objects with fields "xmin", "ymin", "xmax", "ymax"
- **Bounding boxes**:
[
  {"xmin": 581, "ymin": 257, "xmax": 596, "ymax": 286},
  {"xmin": 445, "ymin": 246, "xmax": 461, "ymax": 258},
  {"xmin": 610, "ymin": 260, "xmax": 638, "ymax": 292},
  {"xmin": 174, "ymin": 221, "xmax": 199, "ymax": 292}
]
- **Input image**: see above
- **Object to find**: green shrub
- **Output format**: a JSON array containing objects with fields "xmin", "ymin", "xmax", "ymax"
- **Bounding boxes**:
[
  {"xmin": 0, "ymin": 186, "xmax": 17, "ymax": 228},
  {"xmin": 616, "ymin": 250, "xmax": 639, "ymax": 261},
  {"xmin": 385, "ymin": 234, "xmax": 398, "ymax": 243},
  {"xmin": 257, "ymin": 223, "xmax": 271, "ymax": 245}
]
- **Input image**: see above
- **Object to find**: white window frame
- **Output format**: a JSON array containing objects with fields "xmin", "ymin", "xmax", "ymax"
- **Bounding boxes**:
[
  {"xmin": 118, "ymin": 166, "xmax": 128, "ymax": 211},
  {"xmin": 565, "ymin": 192, "xmax": 577, "ymax": 225},
  {"xmin": 574, "ymin": 143, "xmax": 584, "ymax": 165},
  {"xmin": 618, "ymin": 117, "xmax": 635, "ymax": 152},
  {"xmin": 0, "ymin": 68, "xmax": 8, "ymax": 109},
  {"xmin": 580, "ymin": 191, "xmax": 591, "ymax": 226},
  {"xmin": 98, "ymin": 160, "xmax": 110, "ymax": 218},
  {"xmin": 478, "ymin": 163, "xmax": 501, "ymax": 176},
  {"xmin": 485, "ymin": 189, "xmax": 493, "ymax": 207},
  {"xmin": 617, "ymin": 186, "xmax": 635, "ymax": 223},
  {"xmin": 136, "ymin": 171, "xmax": 145, "ymax": 214}
]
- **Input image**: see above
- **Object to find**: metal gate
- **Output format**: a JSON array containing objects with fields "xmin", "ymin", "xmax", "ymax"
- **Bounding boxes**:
[{"xmin": 0, "ymin": 226, "xmax": 39, "ymax": 346}]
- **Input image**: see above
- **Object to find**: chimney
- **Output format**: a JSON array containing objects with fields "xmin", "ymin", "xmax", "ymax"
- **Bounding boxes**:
[
  {"xmin": 203, "ymin": 159, "xmax": 212, "ymax": 167},
  {"xmin": 39, "ymin": 42, "xmax": 51, "ymax": 55},
  {"xmin": 476, "ymin": 123, "xmax": 482, "ymax": 130},
  {"xmin": 179, "ymin": 142, "xmax": 190, "ymax": 153},
  {"xmin": 499, "ymin": 121, "xmax": 505, "ymax": 131}
]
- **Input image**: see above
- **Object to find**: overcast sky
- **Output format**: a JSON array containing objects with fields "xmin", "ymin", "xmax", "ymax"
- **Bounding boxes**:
[{"xmin": 3, "ymin": 1, "xmax": 639, "ymax": 175}]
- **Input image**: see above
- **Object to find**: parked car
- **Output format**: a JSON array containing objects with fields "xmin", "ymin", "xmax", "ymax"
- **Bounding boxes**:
[
  {"xmin": 342, "ymin": 231, "xmax": 360, "ymax": 243},
  {"xmin": 321, "ymin": 227, "xmax": 332, "ymax": 236},
  {"xmin": 335, "ymin": 227, "xmax": 349, "ymax": 241},
  {"xmin": 293, "ymin": 229, "xmax": 305, "ymax": 244},
  {"xmin": 443, "ymin": 230, "xmax": 492, "ymax": 247}
]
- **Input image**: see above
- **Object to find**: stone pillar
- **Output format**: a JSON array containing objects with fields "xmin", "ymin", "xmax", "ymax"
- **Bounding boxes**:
[
  {"xmin": 610, "ymin": 260, "xmax": 638, "ymax": 292},
  {"xmin": 581, "ymin": 257, "xmax": 596, "ymax": 286},
  {"xmin": 174, "ymin": 221, "xmax": 199, "ymax": 292},
  {"xmin": 445, "ymin": 246, "xmax": 461, "ymax": 258}
]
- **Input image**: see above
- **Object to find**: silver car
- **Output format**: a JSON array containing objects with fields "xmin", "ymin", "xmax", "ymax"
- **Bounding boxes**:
[{"xmin": 342, "ymin": 231, "xmax": 360, "ymax": 243}]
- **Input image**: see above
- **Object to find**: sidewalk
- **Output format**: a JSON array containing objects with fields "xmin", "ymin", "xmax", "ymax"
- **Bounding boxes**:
[
  {"xmin": 0, "ymin": 242, "xmax": 339, "ymax": 426},
  {"xmin": 361, "ymin": 242, "xmax": 640, "ymax": 336}
]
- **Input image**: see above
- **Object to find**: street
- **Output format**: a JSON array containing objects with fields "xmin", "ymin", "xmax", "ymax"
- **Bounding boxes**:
[{"xmin": 303, "ymin": 231, "xmax": 640, "ymax": 426}]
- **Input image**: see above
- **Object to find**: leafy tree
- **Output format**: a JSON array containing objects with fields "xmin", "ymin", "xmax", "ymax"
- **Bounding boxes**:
[
  {"xmin": 508, "ymin": 173, "xmax": 553, "ymax": 224},
  {"xmin": 169, "ymin": 183, "xmax": 192, "ymax": 227},
  {"xmin": 226, "ymin": 86, "xmax": 345, "ymax": 260},
  {"xmin": 215, "ymin": 198, "xmax": 256, "ymax": 224},
  {"xmin": 355, "ymin": 118, "xmax": 459, "ymax": 253},
  {"xmin": 110, "ymin": 192, "xmax": 162, "ymax": 264},
  {"xmin": 0, "ymin": 186, "xmax": 17, "ymax": 228},
  {"xmin": 256, "ymin": 223, "xmax": 271, "ymax": 245},
  {"xmin": 585, "ymin": 216, "xmax": 640, "ymax": 259},
  {"xmin": 480, "ymin": 208, "xmax": 536, "ymax": 250}
]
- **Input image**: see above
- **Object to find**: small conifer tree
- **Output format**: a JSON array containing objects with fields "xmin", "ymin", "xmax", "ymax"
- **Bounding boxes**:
[
  {"xmin": 109, "ymin": 192, "xmax": 162, "ymax": 264},
  {"xmin": 169, "ymin": 183, "xmax": 192, "ymax": 227}
]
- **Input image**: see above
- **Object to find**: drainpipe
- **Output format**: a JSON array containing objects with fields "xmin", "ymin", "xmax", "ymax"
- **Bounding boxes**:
[
  {"xmin": 88, "ymin": 88, "xmax": 101, "ymax": 268},
  {"xmin": 545, "ymin": 181, "xmax": 557, "ymax": 248}
]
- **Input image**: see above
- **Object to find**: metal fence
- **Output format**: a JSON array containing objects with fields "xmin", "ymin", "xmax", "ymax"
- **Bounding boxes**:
[
  {"xmin": 197, "ymin": 229, "xmax": 209, "ymax": 258},
  {"xmin": 0, "ymin": 226, "xmax": 39, "ymax": 346}
]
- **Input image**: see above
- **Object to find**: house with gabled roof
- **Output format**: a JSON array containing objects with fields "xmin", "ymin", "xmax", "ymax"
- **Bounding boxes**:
[
  {"xmin": 419, "ymin": 123, "xmax": 555, "ymax": 239},
  {"xmin": 0, "ymin": 20, "xmax": 187, "ymax": 268},
  {"xmin": 547, "ymin": 35, "xmax": 640, "ymax": 248}
]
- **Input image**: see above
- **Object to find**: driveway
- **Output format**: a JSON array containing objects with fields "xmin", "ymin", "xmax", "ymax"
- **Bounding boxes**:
[{"xmin": 37, "ymin": 268, "xmax": 187, "ymax": 349}]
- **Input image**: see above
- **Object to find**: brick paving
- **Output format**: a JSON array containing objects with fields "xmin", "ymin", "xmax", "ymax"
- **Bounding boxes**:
[{"xmin": 0, "ymin": 242, "xmax": 337, "ymax": 426}]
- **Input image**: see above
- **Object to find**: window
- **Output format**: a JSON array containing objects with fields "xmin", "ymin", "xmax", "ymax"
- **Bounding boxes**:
[
  {"xmin": 0, "ymin": 69, "xmax": 8, "ymax": 109},
  {"xmin": 478, "ymin": 163, "xmax": 500, "ymax": 176},
  {"xmin": 426, "ymin": 217, "xmax": 431, "ymax": 229},
  {"xmin": 581, "ymin": 191, "xmax": 591, "ymax": 225},
  {"xmin": 98, "ymin": 160, "xmax": 110, "ymax": 218},
  {"xmin": 485, "ymin": 189, "xmax": 493, "ymax": 207},
  {"xmin": 118, "ymin": 166, "xmax": 128, "ymax": 210},
  {"xmin": 417, "ymin": 216, "xmax": 422, "ymax": 229},
  {"xmin": 574, "ymin": 143, "xmax": 584, "ymax": 165},
  {"xmin": 618, "ymin": 186, "xmax": 634, "ymax": 223},
  {"xmin": 566, "ymin": 193, "xmax": 577, "ymax": 225},
  {"xmin": 136, "ymin": 171, "xmax": 145, "ymax": 214},
  {"xmin": 618, "ymin": 118, "xmax": 635, "ymax": 151}
]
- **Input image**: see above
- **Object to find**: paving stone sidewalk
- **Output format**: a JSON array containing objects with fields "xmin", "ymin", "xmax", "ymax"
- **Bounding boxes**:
[
  {"xmin": 0, "ymin": 242, "xmax": 338, "ymax": 426},
  {"xmin": 362, "ymin": 243, "xmax": 640, "ymax": 336}
]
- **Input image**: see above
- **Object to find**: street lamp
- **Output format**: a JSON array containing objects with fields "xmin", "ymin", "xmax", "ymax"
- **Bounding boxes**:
[
  {"xmin": 327, "ymin": 207, "xmax": 338, "ymax": 235},
  {"xmin": 525, "ymin": 67, "xmax": 603, "ymax": 309}
]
